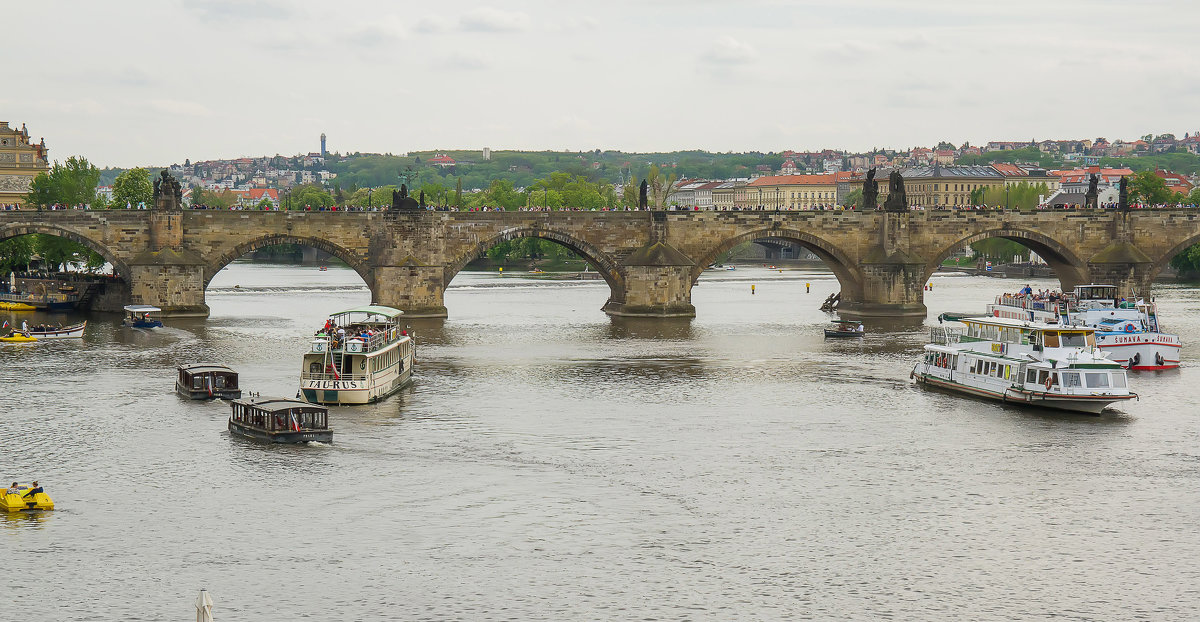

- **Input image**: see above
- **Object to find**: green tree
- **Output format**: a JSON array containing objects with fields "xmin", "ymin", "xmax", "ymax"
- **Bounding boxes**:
[
  {"xmin": 35, "ymin": 235, "xmax": 103, "ymax": 272},
  {"xmin": 25, "ymin": 173, "xmax": 56, "ymax": 210},
  {"xmin": 476, "ymin": 179, "xmax": 523, "ymax": 210},
  {"xmin": 0, "ymin": 235, "xmax": 36, "ymax": 275},
  {"xmin": 290, "ymin": 183, "xmax": 333, "ymax": 209},
  {"xmin": 111, "ymin": 168, "xmax": 152, "ymax": 208},
  {"xmin": 53, "ymin": 156, "xmax": 101, "ymax": 207},
  {"xmin": 92, "ymin": 193, "xmax": 109, "ymax": 210},
  {"xmin": 255, "ymin": 197, "xmax": 274, "ymax": 210},
  {"xmin": 1128, "ymin": 171, "xmax": 1174, "ymax": 205},
  {"xmin": 843, "ymin": 188, "xmax": 863, "ymax": 209},
  {"xmin": 455, "ymin": 177, "xmax": 463, "ymax": 208}
]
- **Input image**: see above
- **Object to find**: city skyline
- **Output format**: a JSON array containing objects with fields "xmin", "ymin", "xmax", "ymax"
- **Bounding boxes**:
[{"xmin": 7, "ymin": 0, "xmax": 1198, "ymax": 167}]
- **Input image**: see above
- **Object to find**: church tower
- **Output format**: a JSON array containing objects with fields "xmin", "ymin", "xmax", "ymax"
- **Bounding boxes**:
[{"xmin": 320, "ymin": 132, "xmax": 327, "ymax": 157}]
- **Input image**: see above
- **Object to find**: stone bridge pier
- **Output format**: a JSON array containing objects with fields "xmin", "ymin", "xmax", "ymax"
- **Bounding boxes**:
[{"xmin": 1, "ymin": 209, "xmax": 1197, "ymax": 320}]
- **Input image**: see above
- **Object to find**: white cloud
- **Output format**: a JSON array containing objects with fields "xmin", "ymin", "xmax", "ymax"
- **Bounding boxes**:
[
  {"xmin": 458, "ymin": 7, "xmax": 531, "ymax": 32},
  {"xmin": 701, "ymin": 36, "xmax": 758, "ymax": 66},
  {"xmin": 442, "ymin": 52, "xmax": 492, "ymax": 71}
]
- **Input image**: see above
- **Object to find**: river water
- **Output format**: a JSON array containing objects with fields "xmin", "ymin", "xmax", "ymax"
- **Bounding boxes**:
[{"xmin": 3, "ymin": 262, "xmax": 1199, "ymax": 621}]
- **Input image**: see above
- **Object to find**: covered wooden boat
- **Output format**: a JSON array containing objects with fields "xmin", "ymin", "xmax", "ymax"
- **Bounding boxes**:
[
  {"xmin": 824, "ymin": 320, "xmax": 864, "ymax": 338},
  {"xmin": 229, "ymin": 396, "xmax": 332, "ymax": 444},
  {"xmin": 27, "ymin": 321, "xmax": 85, "ymax": 340},
  {"xmin": 177, "ymin": 363, "xmax": 242, "ymax": 400}
]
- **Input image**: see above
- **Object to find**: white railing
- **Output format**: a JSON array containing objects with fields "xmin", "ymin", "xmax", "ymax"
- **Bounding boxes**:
[
  {"xmin": 301, "ymin": 372, "xmax": 368, "ymax": 382},
  {"xmin": 930, "ymin": 326, "xmax": 962, "ymax": 345}
]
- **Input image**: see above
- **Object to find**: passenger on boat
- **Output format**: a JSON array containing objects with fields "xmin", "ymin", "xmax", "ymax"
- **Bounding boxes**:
[
  {"xmin": 22, "ymin": 481, "xmax": 42, "ymax": 497},
  {"xmin": 6, "ymin": 482, "xmax": 19, "ymax": 495}
]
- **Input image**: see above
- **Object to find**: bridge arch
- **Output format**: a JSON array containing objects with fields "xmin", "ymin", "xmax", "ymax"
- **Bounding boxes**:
[
  {"xmin": 924, "ymin": 227, "xmax": 1090, "ymax": 289},
  {"xmin": 444, "ymin": 226, "xmax": 624, "ymax": 292},
  {"xmin": 0, "ymin": 223, "xmax": 129, "ymax": 277},
  {"xmin": 1147, "ymin": 232, "xmax": 1200, "ymax": 284},
  {"xmin": 690, "ymin": 227, "xmax": 864, "ymax": 293},
  {"xmin": 202, "ymin": 234, "xmax": 374, "ymax": 289}
]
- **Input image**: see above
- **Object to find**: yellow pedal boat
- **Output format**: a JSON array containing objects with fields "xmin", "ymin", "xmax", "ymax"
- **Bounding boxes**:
[
  {"xmin": 1, "ymin": 487, "xmax": 54, "ymax": 512},
  {"xmin": 0, "ymin": 301, "xmax": 37, "ymax": 311},
  {"xmin": 0, "ymin": 334, "xmax": 38, "ymax": 343}
]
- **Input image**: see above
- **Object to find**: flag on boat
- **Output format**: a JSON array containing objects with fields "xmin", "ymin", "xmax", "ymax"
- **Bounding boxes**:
[
  {"xmin": 289, "ymin": 412, "xmax": 301, "ymax": 432},
  {"xmin": 205, "ymin": 375, "xmax": 213, "ymax": 397},
  {"xmin": 2, "ymin": 321, "xmax": 7, "ymax": 329}
]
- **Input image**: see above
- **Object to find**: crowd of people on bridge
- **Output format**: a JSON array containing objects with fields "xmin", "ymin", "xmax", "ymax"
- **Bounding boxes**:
[{"xmin": 6, "ymin": 199, "xmax": 1200, "ymax": 212}]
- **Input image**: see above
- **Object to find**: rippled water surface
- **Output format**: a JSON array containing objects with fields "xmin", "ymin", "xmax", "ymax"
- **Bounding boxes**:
[{"xmin": 3, "ymin": 263, "xmax": 1200, "ymax": 620}]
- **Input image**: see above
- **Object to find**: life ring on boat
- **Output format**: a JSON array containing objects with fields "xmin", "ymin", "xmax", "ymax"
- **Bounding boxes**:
[
  {"xmin": 1044, "ymin": 376, "xmax": 1053, "ymax": 390},
  {"xmin": 1123, "ymin": 324, "xmax": 1135, "ymax": 333}
]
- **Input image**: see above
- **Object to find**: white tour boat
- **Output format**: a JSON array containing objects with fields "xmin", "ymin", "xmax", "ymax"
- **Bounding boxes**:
[
  {"xmin": 913, "ymin": 316, "xmax": 1136, "ymax": 414},
  {"xmin": 299, "ymin": 305, "xmax": 414, "ymax": 405},
  {"xmin": 985, "ymin": 284, "xmax": 1181, "ymax": 370}
]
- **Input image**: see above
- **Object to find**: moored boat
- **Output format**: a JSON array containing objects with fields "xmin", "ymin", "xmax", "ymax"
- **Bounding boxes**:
[
  {"xmin": 985, "ymin": 284, "xmax": 1181, "ymax": 370},
  {"xmin": 228, "ymin": 396, "xmax": 332, "ymax": 444},
  {"xmin": 0, "ymin": 301, "xmax": 36, "ymax": 311},
  {"xmin": 177, "ymin": 363, "xmax": 242, "ymax": 400},
  {"xmin": 123, "ymin": 305, "xmax": 163, "ymax": 328},
  {"xmin": 913, "ymin": 316, "xmax": 1136, "ymax": 414},
  {"xmin": 299, "ymin": 305, "xmax": 415, "ymax": 405}
]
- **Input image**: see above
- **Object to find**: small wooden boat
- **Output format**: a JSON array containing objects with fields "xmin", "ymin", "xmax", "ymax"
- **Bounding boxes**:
[
  {"xmin": 27, "ymin": 321, "xmax": 86, "ymax": 340},
  {"xmin": 229, "ymin": 396, "xmax": 332, "ymax": 444},
  {"xmin": 1, "ymin": 484, "xmax": 54, "ymax": 512},
  {"xmin": 177, "ymin": 363, "xmax": 242, "ymax": 400},
  {"xmin": 123, "ymin": 305, "xmax": 163, "ymax": 328},
  {"xmin": 0, "ymin": 333, "xmax": 37, "ymax": 343},
  {"xmin": 824, "ymin": 320, "xmax": 864, "ymax": 338}
]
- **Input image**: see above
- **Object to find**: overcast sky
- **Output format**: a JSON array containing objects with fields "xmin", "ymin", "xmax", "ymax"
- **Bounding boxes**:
[{"xmin": 6, "ymin": 0, "xmax": 1198, "ymax": 167}]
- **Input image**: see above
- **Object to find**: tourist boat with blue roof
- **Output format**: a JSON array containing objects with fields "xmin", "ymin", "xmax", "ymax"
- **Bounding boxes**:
[
  {"xmin": 299, "ymin": 305, "xmax": 414, "ymax": 405},
  {"xmin": 913, "ymin": 316, "xmax": 1136, "ymax": 414}
]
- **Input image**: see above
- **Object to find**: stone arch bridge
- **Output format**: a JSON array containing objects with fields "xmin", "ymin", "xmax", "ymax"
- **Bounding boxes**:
[{"xmin": 1, "ymin": 209, "xmax": 1196, "ymax": 319}]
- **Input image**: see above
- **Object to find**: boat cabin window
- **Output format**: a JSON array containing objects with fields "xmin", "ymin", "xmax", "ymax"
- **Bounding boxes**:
[
  {"xmin": 1026, "ymin": 369, "xmax": 1037, "ymax": 383},
  {"xmin": 1042, "ymin": 332, "xmax": 1059, "ymax": 348},
  {"xmin": 1060, "ymin": 332, "xmax": 1088, "ymax": 347},
  {"xmin": 1061, "ymin": 372, "xmax": 1081, "ymax": 388},
  {"xmin": 1084, "ymin": 373, "xmax": 1110, "ymax": 389},
  {"xmin": 1111, "ymin": 373, "xmax": 1126, "ymax": 389}
]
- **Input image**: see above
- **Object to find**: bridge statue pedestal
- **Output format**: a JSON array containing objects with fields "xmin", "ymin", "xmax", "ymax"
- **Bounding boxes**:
[
  {"xmin": 838, "ymin": 257, "xmax": 928, "ymax": 319},
  {"xmin": 128, "ymin": 248, "xmax": 210, "ymax": 317},
  {"xmin": 373, "ymin": 261, "xmax": 449, "ymax": 318},
  {"xmin": 602, "ymin": 242, "xmax": 696, "ymax": 318}
]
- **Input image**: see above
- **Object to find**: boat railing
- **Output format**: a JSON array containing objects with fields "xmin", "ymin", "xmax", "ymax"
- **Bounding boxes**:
[
  {"xmin": 300, "ymin": 371, "xmax": 369, "ymax": 382},
  {"xmin": 995, "ymin": 295, "xmax": 1060, "ymax": 313},
  {"xmin": 316, "ymin": 327, "xmax": 405, "ymax": 354},
  {"xmin": 930, "ymin": 326, "xmax": 962, "ymax": 345}
]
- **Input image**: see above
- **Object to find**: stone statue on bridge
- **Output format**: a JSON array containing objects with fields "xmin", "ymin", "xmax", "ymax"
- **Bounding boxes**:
[
  {"xmin": 638, "ymin": 180, "xmax": 649, "ymax": 210},
  {"xmin": 862, "ymin": 168, "xmax": 879, "ymax": 211},
  {"xmin": 882, "ymin": 170, "xmax": 908, "ymax": 212},
  {"xmin": 1119, "ymin": 176, "xmax": 1130, "ymax": 211},
  {"xmin": 153, "ymin": 169, "xmax": 183, "ymax": 210},
  {"xmin": 390, "ymin": 183, "xmax": 420, "ymax": 211},
  {"xmin": 1085, "ymin": 173, "xmax": 1099, "ymax": 209}
]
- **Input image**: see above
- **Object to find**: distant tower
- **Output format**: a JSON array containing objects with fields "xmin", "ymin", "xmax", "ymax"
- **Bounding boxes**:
[
  {"xmin": 320, "ymin": 133, "xmax": 327, "ymax": 157},
  {"xmin": 483, "ymin": 147, "xmax": 491, "ymax": 161}
]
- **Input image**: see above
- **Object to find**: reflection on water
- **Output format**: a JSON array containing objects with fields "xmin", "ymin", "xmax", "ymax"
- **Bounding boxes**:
[{"xmin": 3, "ymin": 261, "xmax": 1200, "ymax": 620}]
